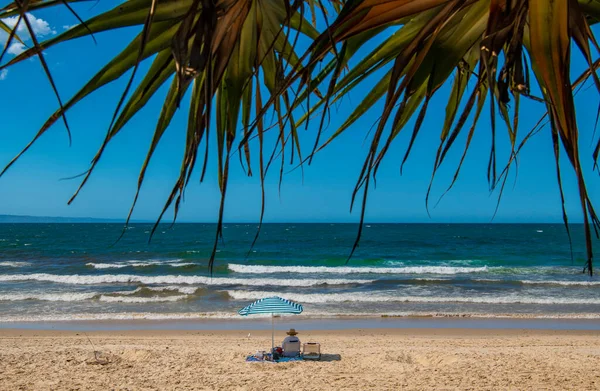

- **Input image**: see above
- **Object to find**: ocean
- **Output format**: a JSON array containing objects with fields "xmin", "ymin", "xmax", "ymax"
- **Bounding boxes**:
[{"xmin": 0, "ymin": 223, "xmax": 599, "ymax": 322}]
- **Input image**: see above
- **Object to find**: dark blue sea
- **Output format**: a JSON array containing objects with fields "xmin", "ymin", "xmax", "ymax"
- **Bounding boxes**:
[{"xmin": 0, "ymin": 223, "xmax": 599, "ymax": 322}]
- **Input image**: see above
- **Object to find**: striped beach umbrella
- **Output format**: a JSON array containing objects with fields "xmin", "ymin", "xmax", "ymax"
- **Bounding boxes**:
[{"xmin": 238, "ymin": 296, "xmax": 303, "ymax": 352}]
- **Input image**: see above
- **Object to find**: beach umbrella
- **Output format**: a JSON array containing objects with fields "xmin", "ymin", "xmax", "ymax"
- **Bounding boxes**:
[{"xmin": 238, "ymin": 296, "xmax": 303, "ymax": 353}]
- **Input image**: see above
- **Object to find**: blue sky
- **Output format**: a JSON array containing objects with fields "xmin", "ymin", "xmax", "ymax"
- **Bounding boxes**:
[{"xmin": 0, "ymin": 3, "xmax": 599, "ymax": 223}]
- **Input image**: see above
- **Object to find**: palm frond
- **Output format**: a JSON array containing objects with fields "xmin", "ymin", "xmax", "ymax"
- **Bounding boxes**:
[
  {"xmin": 292, "ymin": 0, "xmax": 600, "ymax": 274},
  {"xmin": 0, "ymin": 0, "xmax": 323, "ymax": 274},
  {"xmin": 1, "ymin": 0, "xmax": 600, "ymax": 275}
]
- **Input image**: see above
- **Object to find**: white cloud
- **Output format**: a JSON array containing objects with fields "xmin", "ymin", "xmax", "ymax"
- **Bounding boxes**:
[
  {"xmin": 7, "ymin": 42, "xmax": 25, "ymax": 55},
  {"xmin": 25, "ymin": 14, "xmax": 56, "ymax": 36},
  {"xmin": 0, "ymin": 13, "xmax": 56, "ymax": 45},
  {"xmin": 0, "ymin": 13, "xmax": 56, "ymax": 80},
  {"xmin": 62, "ymin": 24, "xmax": 77, "ymax": 31}
]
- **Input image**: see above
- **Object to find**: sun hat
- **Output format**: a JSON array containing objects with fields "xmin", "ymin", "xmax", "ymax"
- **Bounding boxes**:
[{"xmin": 286, "ymin": 328, "xmax": 298, "ymax": 336}]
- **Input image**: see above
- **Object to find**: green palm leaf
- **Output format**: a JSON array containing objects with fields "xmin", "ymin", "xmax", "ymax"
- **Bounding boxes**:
[
  {"xmin": 0, "ymin": 0, "xmax": 323, "ymax": 274},
  {"xmin": 1, "ymin": 0, "xmax": 600, "ymax": 275}
]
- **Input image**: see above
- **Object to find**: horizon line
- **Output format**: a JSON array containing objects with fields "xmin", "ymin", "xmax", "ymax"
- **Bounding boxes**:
[{"xmin": 0, "ymin": 213, "xmax": 583, "ymax": 225}]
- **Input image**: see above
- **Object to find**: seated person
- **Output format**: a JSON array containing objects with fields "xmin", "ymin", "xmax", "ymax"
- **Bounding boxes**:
[{"xmin": 282, "ymin": 328, "xmax": 301, "ymax": 357}]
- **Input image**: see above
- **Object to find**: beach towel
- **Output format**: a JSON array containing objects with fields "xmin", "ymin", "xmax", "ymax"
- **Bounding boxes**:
[{"xmin": 245, "ymin": 354, "xmax": 303, "ymax": 363}]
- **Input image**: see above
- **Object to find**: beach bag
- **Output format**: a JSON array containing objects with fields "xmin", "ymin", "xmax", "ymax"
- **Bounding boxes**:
[{"xmin": 302, "ymin": 342, "xmax": 321, "ymax": 360}]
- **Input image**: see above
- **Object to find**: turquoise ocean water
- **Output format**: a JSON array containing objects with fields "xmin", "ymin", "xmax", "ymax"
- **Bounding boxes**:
[{"xmin": 0, "ymin": 223, "xmax": 599, "ymax": 322}]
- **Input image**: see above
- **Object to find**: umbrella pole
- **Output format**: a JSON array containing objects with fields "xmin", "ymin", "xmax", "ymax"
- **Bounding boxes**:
[{"xmin": 271, "ymin": 313, "xmax": 274, "ymax": 354}]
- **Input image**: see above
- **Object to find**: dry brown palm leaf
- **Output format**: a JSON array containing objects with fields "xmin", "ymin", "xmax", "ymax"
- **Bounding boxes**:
[
  {"xmin": 0, "ymin": 0, "xmax": 322, "ymax": 273},
  {"xmin": 285, "ymin": 0, "xmax": 600, "ymax": 274}
]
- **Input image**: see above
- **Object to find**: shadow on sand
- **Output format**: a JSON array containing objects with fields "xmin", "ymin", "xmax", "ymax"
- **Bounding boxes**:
[{"xmin": 317, "ymin": 353, "xmax": 341, "ymax": 362}]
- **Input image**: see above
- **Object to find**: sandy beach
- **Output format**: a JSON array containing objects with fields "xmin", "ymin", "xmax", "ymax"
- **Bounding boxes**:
[{"xmin": 0, "ymin": 327, "xmax": 599, "ymax": 390}]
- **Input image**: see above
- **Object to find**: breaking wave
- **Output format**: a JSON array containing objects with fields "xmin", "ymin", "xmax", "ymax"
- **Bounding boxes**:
[
  {"xmin": 228, "ymin": 264, "xmax": 489, "ymax": 275},
  {"xmin": 0, "ymin": 261, "xmax": 31, "ymax": 268},
  {"xmin": 86, "ymin": 260, "xmax": 196, "ymax": 269},
  {"xmin": 226, "ymin": 290, "xmax": 600, "ymax": 305},
  {"xmin": 0, "ymin": 292, "xmax": 97, "ymax": 302},
  {"xmin": 98, "ymin": 295, "xmax": 188, "ymax": 303},
  {"xmin": 0, "ymin": 273, "xmax": 372, "ymax": 287}
]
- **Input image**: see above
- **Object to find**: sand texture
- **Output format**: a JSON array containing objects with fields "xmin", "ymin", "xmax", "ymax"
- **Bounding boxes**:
[{"xmin": 0, "ymin": 328, "xmax": 599, "ymax": 390}]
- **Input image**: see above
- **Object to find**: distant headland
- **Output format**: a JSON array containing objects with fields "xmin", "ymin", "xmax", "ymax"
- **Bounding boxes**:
[{"xmin": 0, "ymin": 214, "xmax": 124, "ymax": 223}]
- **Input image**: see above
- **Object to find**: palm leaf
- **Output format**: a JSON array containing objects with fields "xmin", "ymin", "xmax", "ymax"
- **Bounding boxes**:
[
  {"xmin": 295, "ymin": 0, "xmax": 600, "ymax": 274},
  {"xmin": 0, "ymin": 0, "xmax": 322, "ymax": 275},
  {"xmin": 2, "ymin": 0, "xmax": 600, "ymax": 276}
]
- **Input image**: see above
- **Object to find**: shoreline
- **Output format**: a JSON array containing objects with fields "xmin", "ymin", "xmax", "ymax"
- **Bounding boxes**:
[
  {"xmin": 2, "ymin": 315, "xmax": 600, "ymax": 331},
  {"xmin": 2, "ymin": 327, "xmax": 600, "ymax": 337}
]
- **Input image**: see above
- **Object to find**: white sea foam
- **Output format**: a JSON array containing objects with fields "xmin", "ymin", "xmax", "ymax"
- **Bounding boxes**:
[
  {"xmin": 0, "ymin": 261, "xmax": 31, "ymax": 268},
  {"xmin": 520, "ymin": 280, "xmax": 600, "ymax": 286},
  {"xmin": 384, "ymin": 260, "xmax": 482, "ymax": 267},
  {"xmin": 487, "ymin": 266, "xmax": 581, "ymax": 275},
  {"xmin": 0, "ymin": 273, "xmax": 372, "ymax": 287},
  {"xmin": 0, "ymin": 285, "xmax": 198, "ymax": 302},
  {"xmin": 472, "ymin": 278, "xmax": 600, "ymax": 286},
  {"xmin": 0, "ymin": 292, "xmax": 97, "ymax": 302},
  {"xmin": 1, "ymin": 311, "xmax": 600, "ymax": 323},
  {"xmin": 115, "ymin": 286, "xmax": 198, "ymax": 295},
  {"xmin": 98, "ymin": 295, "xmax": 188, "ymax": 303},
  {"xmin": 226, "ymin": 290, "xmax": 600, "ymax": 305},
  {"xmin": 86, "ymin": 259, "xmax": 196, "ymax": 269},
  {"xmin": 0, "ymin": 312, "xmax": 243, "ymax": 322},
  {"xmin": 87, "ymin": 263, "xmax": 129, "ymax": 269},
  {"xmin": 147, "ymin": 286, "xmax": 199, "ymax": 295},
  {"xmin": 228, "ymin": 264, "xmax": 488, "ymax": 275},
  {"xmin": 413, "ymin": 278, "xmax": 449, "ymax": 282}
]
